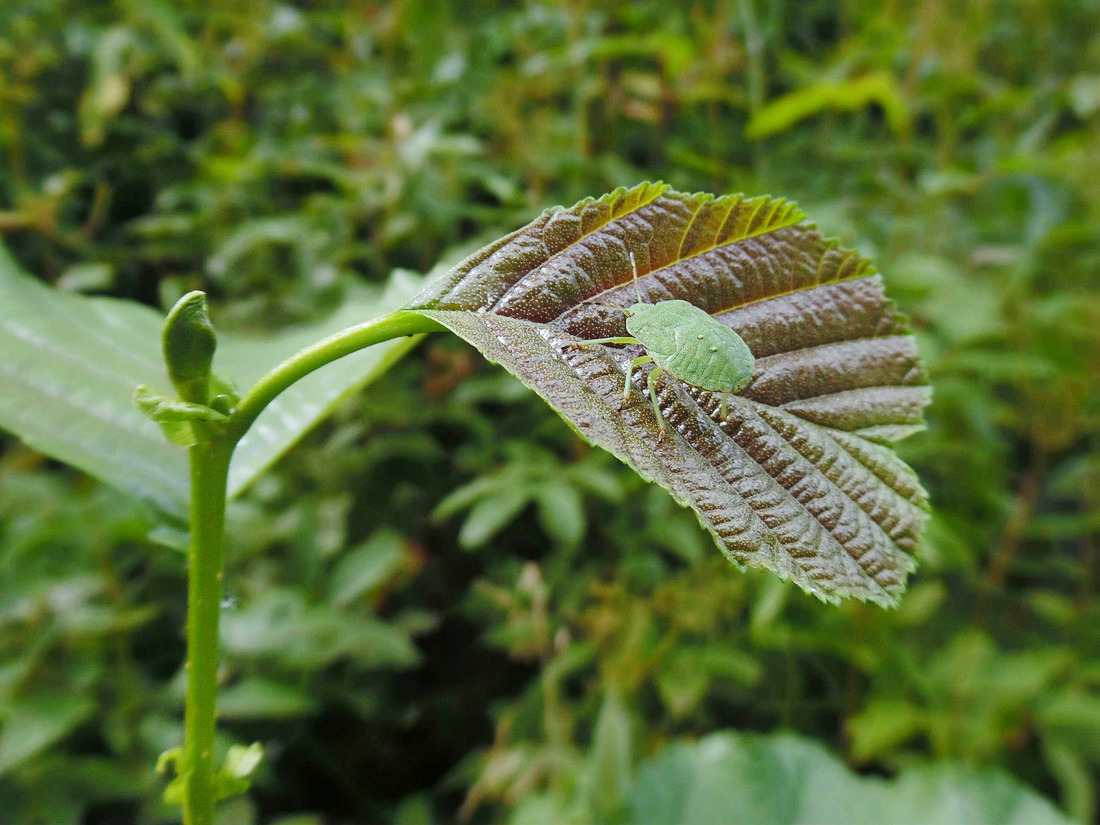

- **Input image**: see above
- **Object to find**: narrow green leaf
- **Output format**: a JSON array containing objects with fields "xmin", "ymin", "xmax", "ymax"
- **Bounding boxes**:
[
  {"xmin": 586, "ymin": 688, "xmax": 633, "ymax": 822},
  {"xmin": 430, "ymin": 474, "xmax": 503, "ymax": 521},
  {"xmin": 405, "ymin": 183, "xmax": 929, "ymax": 606},
  {"xmin": 745, "ymin": 71, "xmax": 911, "ymax": 140},
  {"xmin": 533, "ymin": 483, "xmax": 585, "ymax": 546},
  {"xmin": 329, "ymin": 529, "xmax": 406, "ymax": 607},
  {"xmin": 458, "ymin": 488, "xmax": 531, "ymax": 549}
]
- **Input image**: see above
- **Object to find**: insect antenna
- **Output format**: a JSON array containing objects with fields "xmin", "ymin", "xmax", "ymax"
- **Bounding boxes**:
[{"xmin": 629, "ymin": 251, "xmax": 643, "ymax": 303}]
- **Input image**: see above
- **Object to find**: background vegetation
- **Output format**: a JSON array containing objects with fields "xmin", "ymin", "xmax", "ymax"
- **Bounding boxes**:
[{"xmin": 1, "ymin": 1, "xmax": 1098, "ymax": 823}]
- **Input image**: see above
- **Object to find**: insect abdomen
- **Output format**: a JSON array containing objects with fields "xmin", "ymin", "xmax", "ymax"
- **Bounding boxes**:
[
  {"xmin": 628, "ymin": 300, "xmax": 756, "ymax": 393},
  {"xmin": 664, "ymin": 329, "xmax": 753, "ymax": 392}
]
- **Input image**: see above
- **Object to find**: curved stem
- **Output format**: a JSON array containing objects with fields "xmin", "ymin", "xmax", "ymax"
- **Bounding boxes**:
[
  {"xmin": 227, "ymin": 309, "xmax": 446, "ymax": 441},
  {"xmin": 183, "ymin": 434, "xmax": 233, "ymax": 825}
]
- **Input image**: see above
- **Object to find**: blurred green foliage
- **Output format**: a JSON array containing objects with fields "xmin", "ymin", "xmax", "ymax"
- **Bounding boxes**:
[{"xmin": 1, "ymin": 0, "xmax": 1098, "ymax": 823}]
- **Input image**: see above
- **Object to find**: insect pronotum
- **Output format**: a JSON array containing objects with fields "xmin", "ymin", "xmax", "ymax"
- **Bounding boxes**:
[{"xmin": 567, "ymin": 252, "xmax": 756, "ymax": 441}]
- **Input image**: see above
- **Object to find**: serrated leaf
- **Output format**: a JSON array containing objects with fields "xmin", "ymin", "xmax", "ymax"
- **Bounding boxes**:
[
  {"xmin": 0, "ymin": 244, "xmax": 425, "ymax": 517},
  {"xmin": 405, "ymin": 183, "xmax": 929, "ymax": 606}
]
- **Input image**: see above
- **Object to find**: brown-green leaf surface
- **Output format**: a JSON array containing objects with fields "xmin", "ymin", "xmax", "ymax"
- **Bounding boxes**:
[{"xmin": 406, "ymin": 183, "xmax": 929, "ymax": 606}]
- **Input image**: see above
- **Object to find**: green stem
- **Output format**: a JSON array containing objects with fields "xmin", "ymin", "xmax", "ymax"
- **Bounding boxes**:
[
  {"xmin": 227, "ymin": 309, "xmax": 446, "ymax": 440},
  {"xmin": 176, "ymin": 307, "xmax": 444, "ymax": 825},
  {"xmin": 183, "ymin": 434, "xmax": 233, "ymax": 825}
]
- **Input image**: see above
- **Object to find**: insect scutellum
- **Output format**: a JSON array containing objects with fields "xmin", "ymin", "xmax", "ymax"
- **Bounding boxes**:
[{"xmin": 564, "ymin": 249, "xmax": 756, "ymax": 441}]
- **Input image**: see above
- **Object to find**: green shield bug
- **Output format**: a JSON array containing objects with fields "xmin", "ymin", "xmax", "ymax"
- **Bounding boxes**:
[{"xmin": 567, "ymin": 252, "xmax": 756, "ymax": 441}]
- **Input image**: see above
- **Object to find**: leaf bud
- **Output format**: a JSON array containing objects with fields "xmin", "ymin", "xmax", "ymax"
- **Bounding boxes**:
[{"xmin": 162, "ymin": 291, "xmax": 217, "ymax": 403}]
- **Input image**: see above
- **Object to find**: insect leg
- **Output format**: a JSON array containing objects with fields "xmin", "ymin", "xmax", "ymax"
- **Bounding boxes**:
[
  {"xmin": 646, "ymin": 366, "xmax": 668, "ymax": 442},
  {"xmin": 623, "ymin": 355, "xmax": 654, "ymax": 401},
  {"xmin": 719, "ymin": 392, "xmax": 729, "ymax": 420},
  {"xmin": 564, "ymin": 336, "xmax": 638, "ymax": 348}
]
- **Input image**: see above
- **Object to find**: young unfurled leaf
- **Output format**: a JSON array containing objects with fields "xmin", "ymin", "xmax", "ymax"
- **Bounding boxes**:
[
  {"xmin": 405, "ymin": 182, "xmax": 929, "ymax": 607},
  {"xmin": 156, "ymin": 747, "xmax": 182, "ymax": 776},
  {"xmin": 133, "ymin": 385, "xmax": 229, "ymax": 446},
  {"xmin": 159, "ymin": 743, "xmax": 265, "ymax": 807},
  {"xmin": 214, "ymin": 742, "xmax": 265, "ymax": 801}
]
